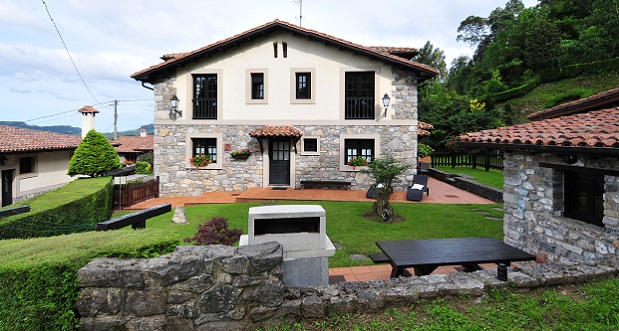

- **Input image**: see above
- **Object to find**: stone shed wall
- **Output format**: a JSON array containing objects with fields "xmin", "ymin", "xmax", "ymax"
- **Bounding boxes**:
[
  {"xmin": 502, "ymin": 152, "xmax": 619, "ymax": 263},
  {"xmin": 77, "ymin": 242, "xmax": 619, "ymax": 331}
]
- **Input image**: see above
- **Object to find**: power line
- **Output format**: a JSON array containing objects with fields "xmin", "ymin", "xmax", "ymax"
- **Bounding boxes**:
[
  {"xmin": 41, "ymin": 0, "xmax": 100, "ymax": 105},
  {"xmin": 22, "ymin": 98, "xmax": 153, "ymax": 123}
]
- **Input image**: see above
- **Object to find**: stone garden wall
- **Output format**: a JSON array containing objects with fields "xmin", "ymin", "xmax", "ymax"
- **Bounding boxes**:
[
  {"xmin": 77, "ymin": 242, "xmax": 619, "ymax": 331},
  {"xmin": 502, "ymin": 152, "xmax": 619, "ymax": 263}
]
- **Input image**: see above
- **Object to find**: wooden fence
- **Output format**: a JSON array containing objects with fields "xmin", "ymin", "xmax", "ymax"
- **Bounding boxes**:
[
  {"xmin": 113, "ymin": 177, "xmax": 159, "ymax": 210},
  {"xmin": 431, "ymin": 149, "xmax": 504, "ymax": 171}
]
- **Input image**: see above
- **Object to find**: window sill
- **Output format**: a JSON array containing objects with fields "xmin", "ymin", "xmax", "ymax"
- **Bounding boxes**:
[
  {"xmin": 341, "ymin": 165, "xmax": 368, "ymax": 172},
  {"xmin": 186, "ymin": 164, "xmax": 222, "ymax": 171}
]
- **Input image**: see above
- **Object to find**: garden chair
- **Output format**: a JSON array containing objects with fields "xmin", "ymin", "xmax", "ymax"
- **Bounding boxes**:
[{"xmin": 406, "ymin": 175, "xmax": 429, "ymax": 202}]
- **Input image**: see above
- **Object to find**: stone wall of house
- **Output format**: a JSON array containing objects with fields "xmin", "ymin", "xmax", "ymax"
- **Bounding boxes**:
[
  {"xmin": 151, "ymin": 68, "xmax": 421, "ymax": 196},
  {"xmin": 154, "ymin": 124, "xmax": 418, "ymax": 196},
  {"xmin": 77, "ymin": 242, "xmax": 619, "ymax": 331},
  {"xmin": 502, "ymin": 152, "xmax": 619, "ymax": 263},
  {"xmin": 391, "ymin": 67, "xmax": 418, "ymax": 120}
]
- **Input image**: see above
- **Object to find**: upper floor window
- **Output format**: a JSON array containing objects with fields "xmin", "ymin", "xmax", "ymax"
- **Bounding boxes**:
[
  {"xmin": 193, "ymin": 74, "xmax": 217, "ymax": 119},
  {"xmin": 246, "ymin": 69, "xmax": 268, "ymax": 104},
  {"xmin": 344, "ymin": 139, "xmax": 374, "ymax": 164},
  {"xmin": 564, "ymin": 170, "xmax": 605, "ymax": 227},
  {"xmin": 296, "ymin": 73, "xmax": 311, "ymax": 100},
  {"xmin": 192, "ymin": 138, "xmax": 217, "ymax": 164},
  {"xmin": 345, "ymin": 72, "xmax": 375, "ymax": 119},
  {"xmin": 251, "ymin": 73, "xmax": 264, "ymax": 100}
]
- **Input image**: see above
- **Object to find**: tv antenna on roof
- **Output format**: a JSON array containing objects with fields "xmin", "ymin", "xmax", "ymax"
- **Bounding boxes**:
[{"xmin": 292, "ymin": 0, "xmax": 303, "ymax": 27}]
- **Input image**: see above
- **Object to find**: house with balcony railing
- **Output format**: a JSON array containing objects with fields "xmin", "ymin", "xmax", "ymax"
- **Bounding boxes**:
[{"xmin": 131, "ymin": 20, "xmax": 438, "ymax": 195}]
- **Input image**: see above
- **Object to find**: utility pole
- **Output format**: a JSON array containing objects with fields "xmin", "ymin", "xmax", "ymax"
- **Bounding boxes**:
[{"xmin": 113, "ymin": 99, "xmax": 118, "ymax": 140}]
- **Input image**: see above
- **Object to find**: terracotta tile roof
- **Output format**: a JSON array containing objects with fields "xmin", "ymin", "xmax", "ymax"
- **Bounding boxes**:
[
  {"xmin": 527, "ymin": 88, "xmax": 619, "ymax": 121},
  {"xmin": 78, "ymin": 105, "xmax": 100, "ymax": 114},
  {"xmin": 131, "ymin": 20, "xmax": 439, "ymax": 82},
  {"xmin": 368, "ymin": 46, "xmax": 418, "ymax": 59},
  {"xmin": 455, "ymin": 108, "xmax": 619, "ymax": 148},
  {"xmin": 115, "ymin": 135, "xmax": 154, "ymax": 153},
  {"xmin": 418, "ymin": 121, "xmax": 434, "ymax": 137},
  {"xmin": 249, "ymin": 125, "xmax": 303, "ymax": 137},
  {"xmin": 0, "ymin": 125, "xmax": 82, "ymax": 153}
]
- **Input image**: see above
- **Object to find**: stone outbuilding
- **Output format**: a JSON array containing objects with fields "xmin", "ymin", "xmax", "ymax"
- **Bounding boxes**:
[{"xmin": 455, "ymin": 88, "xmax": 619, "ymax": 263}]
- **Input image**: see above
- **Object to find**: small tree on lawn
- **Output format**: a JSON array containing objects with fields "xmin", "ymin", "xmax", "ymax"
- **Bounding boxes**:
[
  {"xmin": 68, "ymin": 129, "xmax": 122, "ymax": 177},
  {"xmin": 361, "ymin": 156, "xmax": 410, "ymax": 222}
]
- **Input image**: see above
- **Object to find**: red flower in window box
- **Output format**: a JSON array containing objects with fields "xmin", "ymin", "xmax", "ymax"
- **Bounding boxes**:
[
  {"xmin": 348, "ymin": 156, "xmax": 368, "ymax": 167},
  {"xmin": 189, "ymin": 154, "xmax": 211, "ymax": 167}
]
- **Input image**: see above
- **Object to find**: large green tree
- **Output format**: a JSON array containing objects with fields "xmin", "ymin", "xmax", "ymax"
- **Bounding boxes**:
[{"xmin": 68, "ymin": 129, "xmax": 122, "ymax": 177}]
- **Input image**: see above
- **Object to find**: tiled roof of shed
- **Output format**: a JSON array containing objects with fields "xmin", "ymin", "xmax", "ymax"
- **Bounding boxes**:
[
  {"xmin": 131, "ymin": 20, "xmax": 439, "ymax": 82},
  {"xmin": 249, "ymin": 125, "xmax": 303, "ymax": 137},
  {"xmin": 455, "ymin": 108, "xmax": 619, "ymax": 148},
  {"xmin": 116, "ymin": 135, "xmax": 154, "ymax": 153},
  {"xmin": 0, "ymin": 125, "xmax": 82, "ymax": 153}
]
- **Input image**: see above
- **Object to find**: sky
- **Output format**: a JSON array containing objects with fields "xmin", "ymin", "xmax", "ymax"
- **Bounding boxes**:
[{"xmin": 0, "ymin": 0, "xmax": 538, "ymax": 133}]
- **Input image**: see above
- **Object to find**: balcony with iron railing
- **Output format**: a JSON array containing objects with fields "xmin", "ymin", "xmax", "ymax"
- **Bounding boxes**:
[
  {"xmin": 345, "ymin": 97, "xmax": 375, "ymax": 119},
  {"xmin": 193, "ymin": 98, "xmax": 218, "ymax": 119}
]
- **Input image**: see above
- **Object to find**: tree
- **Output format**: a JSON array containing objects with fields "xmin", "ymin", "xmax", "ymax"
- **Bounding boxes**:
[
  {"xmin": 413, "ymin": 41, "xmax": 448, "ymax": 81},
  {"xmin": 361, "ymin": 156, "xmax": 409, "ymax": 223},
  {"xmin": 68, "ymin": 129, "xmax": 122, "ymax": 177},
  {"xmin": 524, "ymin": 14, "xmax": 562, "ymax": 71}
]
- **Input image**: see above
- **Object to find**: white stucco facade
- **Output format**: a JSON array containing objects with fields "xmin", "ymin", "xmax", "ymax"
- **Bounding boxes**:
[{"xmin": 0, "ymin": 150, "xmax": 75, "ymax": 205}]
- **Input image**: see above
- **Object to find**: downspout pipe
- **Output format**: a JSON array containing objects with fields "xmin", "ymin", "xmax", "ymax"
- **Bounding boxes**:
[{"xmin": 141, "ymin": 82, "xmax": 154, "ymax": 91}]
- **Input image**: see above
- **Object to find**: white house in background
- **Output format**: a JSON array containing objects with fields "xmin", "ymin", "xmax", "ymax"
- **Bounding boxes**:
[
  {"xmin": 0, "ymin": 125, "xmax": 82, "ymax": 206},
  {"xmin": 131, "ymin": 20, "xmax": 438, "ymax": 196}
]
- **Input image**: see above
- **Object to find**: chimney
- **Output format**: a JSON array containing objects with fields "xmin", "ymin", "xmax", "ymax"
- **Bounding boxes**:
[
  {"xmin": 140, "ymin": 128, "xmax": 147, "ymax": 137},
  {"xmin": 78, "ymin": 105, "xmax": 100, "ymax": 138}
]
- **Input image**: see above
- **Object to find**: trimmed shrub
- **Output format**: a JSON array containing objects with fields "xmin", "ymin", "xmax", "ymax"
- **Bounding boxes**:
[
  {"xmin": 68, "ymin": 129, "xmax": 122, "ymax": 177},
  {"xmin": 135, "ymin": 161, "xmax": 152, "ymax": 175},
  {"xmin": 0, "ymin": 177, "xmax": 113, "ymax": 239},
  {"xmin": 544, "ymin": 88, "xmax": 595, "ymax": 108}
]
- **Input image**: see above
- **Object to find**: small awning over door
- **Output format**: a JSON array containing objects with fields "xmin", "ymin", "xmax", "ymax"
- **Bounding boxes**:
[{"xmin": 249, "ymin": 125, "xmax": 304, "ymax": 153}]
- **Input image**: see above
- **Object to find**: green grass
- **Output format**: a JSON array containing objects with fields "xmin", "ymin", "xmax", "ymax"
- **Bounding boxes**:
[
  {"xmin": 503, "ymin": 71, "xmax": 619, "ymax": 122},
  {"xmin": 258, "ymin": 278, "xmax": 619, "ymax": 330},
  {"xmin": 142, "ymin": 201, "xmax": 504, "ymax": 268},
  {"xmin": 434, "ymin": 166, "xmax": 504, "ymax": 190}
]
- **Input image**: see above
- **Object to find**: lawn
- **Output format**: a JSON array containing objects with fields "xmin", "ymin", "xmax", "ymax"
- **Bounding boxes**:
[
  {"xmin": 434, "ymin": 166, "xmax": 504, "ymax": 190},
  {"xmin": 257, "ymin": 277, "xmax": 619, "ymax": 330},
  {"xmin": 143, "ymin": 201, "xmax": 504, "ymax": 268}
]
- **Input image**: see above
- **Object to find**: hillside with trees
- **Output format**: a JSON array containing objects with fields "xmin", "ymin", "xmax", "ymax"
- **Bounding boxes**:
[{"xmin": 416, "ymin": 0, "xmax": 619, "ymax": 149}]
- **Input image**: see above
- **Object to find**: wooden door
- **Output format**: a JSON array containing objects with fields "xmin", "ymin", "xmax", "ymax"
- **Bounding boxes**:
[{"xmin": 269, "ymin": 139, "xmax": 290, "ymax": 185}]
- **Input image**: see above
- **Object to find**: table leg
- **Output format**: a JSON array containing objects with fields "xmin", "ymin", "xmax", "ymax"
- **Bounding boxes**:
[{"xmin": 413, "ymin": 265, "xmax": 437, "ymax": 276}]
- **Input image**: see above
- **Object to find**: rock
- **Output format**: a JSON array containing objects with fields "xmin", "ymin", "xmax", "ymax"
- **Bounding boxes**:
[{"xmin": 172, "ymin": 206, "xmax": 188, "ymax": 224}]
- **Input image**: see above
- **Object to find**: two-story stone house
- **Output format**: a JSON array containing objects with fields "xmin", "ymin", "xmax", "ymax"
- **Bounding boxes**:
[{"xmin": 131, "ymin": 20, "xmax": 438, "ymax": 196}]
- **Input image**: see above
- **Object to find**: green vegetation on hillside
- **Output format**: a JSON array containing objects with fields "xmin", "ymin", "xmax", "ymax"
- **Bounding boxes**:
[{"xmin": 416, "ymin": 0, "xmax": 619, "ymax": 150}]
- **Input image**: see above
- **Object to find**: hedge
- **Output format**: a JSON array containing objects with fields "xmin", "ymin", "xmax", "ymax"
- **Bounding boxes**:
[
  {"xmin": 484, "ymin": 75, "xmax": 541, "ymax": 104},
  {"xmin": 0, "ymin": 177, "xmax": 113, "ymax": 239},
  {"xmin": 541, "ymin": 57, "xmax": 619, "ymax": 82},
  {"xmin": 0, "ymin": 229, "xmax": 178, "ymax": 331}
]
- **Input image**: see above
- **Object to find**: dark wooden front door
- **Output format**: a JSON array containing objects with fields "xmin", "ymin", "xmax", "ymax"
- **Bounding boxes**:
[
  {"xmin": 269, "ymin": 139, "xmax": 291, "ymax": 185},
  {"xmin": 2, "ymin": 169, "xmax": 14, "ymax": 207}
]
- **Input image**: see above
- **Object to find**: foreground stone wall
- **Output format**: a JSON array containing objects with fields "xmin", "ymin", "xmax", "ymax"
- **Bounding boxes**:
[
  {"xmin": 502, "ymin": 152, "xmax": 619, "ymax": 262},
  {"xmin": 77, "ymin": 243, "xmax": 619, "ymax": 331}
]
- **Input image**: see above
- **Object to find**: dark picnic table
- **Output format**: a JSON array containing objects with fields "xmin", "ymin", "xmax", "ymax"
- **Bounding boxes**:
[{"xmin": 376, "ymin": 237, "xmax": 536, "ymax": 278}]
